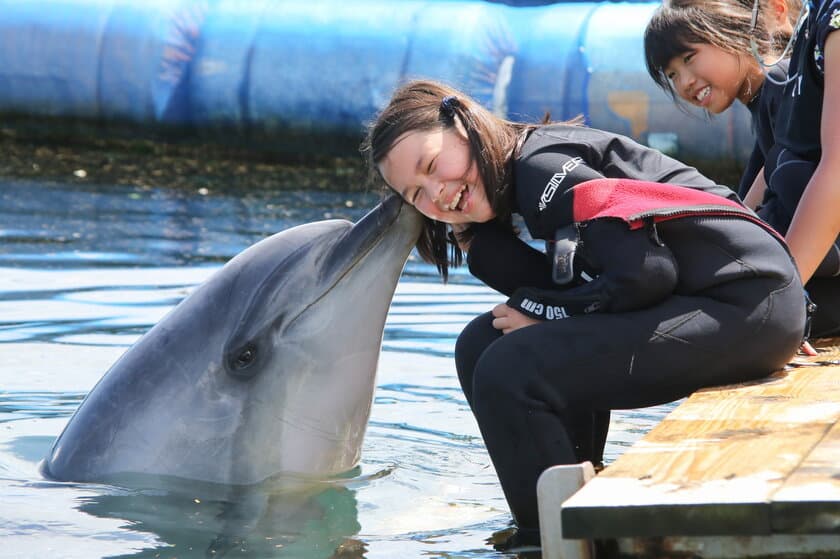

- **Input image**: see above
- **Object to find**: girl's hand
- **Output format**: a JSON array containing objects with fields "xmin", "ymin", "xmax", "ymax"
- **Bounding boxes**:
[
  {"xmin": 742, "ymin": 168, "xmax": 767, "ymax": 211},
  {"xmin": 491, "ymin": 303, "xmax": 540, "ymax": 334}
]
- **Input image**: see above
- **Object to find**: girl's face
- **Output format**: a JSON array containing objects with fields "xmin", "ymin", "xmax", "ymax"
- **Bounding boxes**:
[
  {"xmin": 377, "ymin": 126, "xmax": 494, "ymax": 225},
  {"xmin": 664, "ymin": 42, "xmax": 763, "ymax": 113}
]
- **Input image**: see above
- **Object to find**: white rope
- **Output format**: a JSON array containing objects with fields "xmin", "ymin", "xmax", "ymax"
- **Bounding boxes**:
[{"xmin": 749, "ymin": 0, "xmax": 811, "ymax": 85}]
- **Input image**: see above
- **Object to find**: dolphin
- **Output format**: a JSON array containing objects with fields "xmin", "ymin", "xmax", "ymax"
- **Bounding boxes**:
[{"xmin": 42, "ymin": 194, "xmax": 423, "ymax": 485}]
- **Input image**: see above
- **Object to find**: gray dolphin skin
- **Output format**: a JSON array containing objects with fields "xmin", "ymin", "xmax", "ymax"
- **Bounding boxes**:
[{"xmin": 43, "ymin": 194, "xmax": 423, "ymax": 485}]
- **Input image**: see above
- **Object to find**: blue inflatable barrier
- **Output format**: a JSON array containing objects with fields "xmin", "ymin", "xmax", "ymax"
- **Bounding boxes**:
[{"xmin": 0, "ymin": 0, "xmax": 755, "ymax": 165}]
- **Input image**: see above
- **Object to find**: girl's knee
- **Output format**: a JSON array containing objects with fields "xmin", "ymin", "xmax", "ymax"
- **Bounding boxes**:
[
  {"xmin": 455, "ymin": 312, "xmax": 501, "ymax": 403},
  {"xmin": 471, "ymin": 340, "xmax": 536, "ymax": 413},
  {"xmin": 456, "ymin": 312, "xmax": 497, "ymax": 347}
]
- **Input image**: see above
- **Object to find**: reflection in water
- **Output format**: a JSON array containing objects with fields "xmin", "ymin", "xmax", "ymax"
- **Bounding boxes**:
[
  {"xmin": 76, "ymin": 476, "xmax": 363, "ymax": 559},
  {"xmin": 0, "ymin": 178, "xmax": 671, "ymax": 558}
]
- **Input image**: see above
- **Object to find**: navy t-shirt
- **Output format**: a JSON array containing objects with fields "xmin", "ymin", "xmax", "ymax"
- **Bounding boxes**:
[{"xmin": 774, "ymin": 0, "xmax": 840, "ymax": 162}]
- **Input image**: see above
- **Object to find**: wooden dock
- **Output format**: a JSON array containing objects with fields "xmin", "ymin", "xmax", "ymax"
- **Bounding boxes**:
[{"xmin": 537, "ymin": 339, "xmax": 840, "ymax": 559}]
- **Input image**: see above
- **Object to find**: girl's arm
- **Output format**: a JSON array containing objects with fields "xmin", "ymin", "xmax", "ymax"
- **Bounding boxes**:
[
  {"xmin": 465, "ymin": 221, "xmax": 555, "ymax": 296},
  {"xmin": 738, "ymin": 146, "xmax": 765, "ymax": 200},
  {"xmin": 502, "ymin": 219, "xmax": 679, "ymax": 322},
  {"xmin": 742, "ymin": 166, "xmax": 767, "ymax": 210},
  {"xmin": 785, "ymin": 32, "xmax": 840, "ymax": 284}
]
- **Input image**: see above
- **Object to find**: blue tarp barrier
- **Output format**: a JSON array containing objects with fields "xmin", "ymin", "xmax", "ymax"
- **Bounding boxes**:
[{"xmin": 0, "ymin": 0, "xmax": 754, "ymax": 164}]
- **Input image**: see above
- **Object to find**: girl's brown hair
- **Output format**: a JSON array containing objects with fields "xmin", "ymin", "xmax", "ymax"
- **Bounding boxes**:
[
  {"xmin": 643, "ymin": 0, "xmax": 789, "ymax": 104},
  {"xmin": 361, "ymin": 79, "xmax": 535, "ymax": 281}
]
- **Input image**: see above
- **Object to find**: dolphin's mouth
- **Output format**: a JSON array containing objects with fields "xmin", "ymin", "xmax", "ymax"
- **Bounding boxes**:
[
  {"xmin": 341, "ymin": 191, "xmax": 404, "ymax": 245},
  {"xmin": 283, "ymin": 194, "xmax": 415, "ymax": 329}
]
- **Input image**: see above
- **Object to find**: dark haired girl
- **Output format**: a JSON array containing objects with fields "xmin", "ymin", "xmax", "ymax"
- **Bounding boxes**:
[{"xmin": 363, "ymin": 79, "xmax": 807, "ymax": 550}]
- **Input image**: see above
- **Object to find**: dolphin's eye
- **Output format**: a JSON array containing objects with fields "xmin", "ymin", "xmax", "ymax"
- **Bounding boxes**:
[
  {"xmin": 236, "ymin": 347, "xmax": 256, "ymax": 367},
  {"xmin": 227, "ymin": 343, "xmax": 259, "ymax": 379}
]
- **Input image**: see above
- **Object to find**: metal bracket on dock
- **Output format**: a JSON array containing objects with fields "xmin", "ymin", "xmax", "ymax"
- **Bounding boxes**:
[{"xmin": 537, "ymin": 461, "xmax": 596, "ymax": 559}]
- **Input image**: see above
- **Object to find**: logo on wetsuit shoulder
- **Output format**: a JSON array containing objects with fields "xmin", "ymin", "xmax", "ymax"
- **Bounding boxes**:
[
  {"xmin": 539, "ymin": 157, "xmax": 583, "ymax": 211},
  {"xmin": 519, "ymin": 297, "xmax": 569, "ymax": 320}
]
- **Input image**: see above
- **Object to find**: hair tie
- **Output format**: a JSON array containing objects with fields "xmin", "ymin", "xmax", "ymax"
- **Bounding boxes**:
[{"xmin": 440, "ymin": 95, "xmax": 459, "ymax": 119}]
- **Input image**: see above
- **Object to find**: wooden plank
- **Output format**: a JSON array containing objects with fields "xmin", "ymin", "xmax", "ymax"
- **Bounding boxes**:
[
  {"xmin": 772, "ymin": 420, "xmax": 840, "ymax": 533},
  {"xmin": 560, "ymin": 366, "xmax": 840, "ymax": 539}
]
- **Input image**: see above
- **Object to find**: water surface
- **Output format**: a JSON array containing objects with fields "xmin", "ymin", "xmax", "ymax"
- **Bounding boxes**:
[{"xmin": 0, "ymin": 178, "xmax": 670, "ymax": 558}]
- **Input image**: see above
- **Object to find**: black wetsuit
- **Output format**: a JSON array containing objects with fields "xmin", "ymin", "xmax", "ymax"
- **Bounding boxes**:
[
  {"xmin": 454, "ymin": 125, "xmax": 806, "ymax": 540},
  {"xmin": 738, "ymin": 59, "xmax": 789, "ymax": 198},
  {"xmin": 761, "ymin": 0, "xmax": 840, "ymax": 335}
]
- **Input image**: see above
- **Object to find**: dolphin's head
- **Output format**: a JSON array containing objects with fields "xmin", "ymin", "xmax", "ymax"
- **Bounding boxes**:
[{"xmin": 43, "ymin": 195, "xmax": 423, "ymax": 485}]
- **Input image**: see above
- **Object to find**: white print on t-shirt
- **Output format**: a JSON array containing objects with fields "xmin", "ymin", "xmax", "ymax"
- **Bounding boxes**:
[
  {"xmin": 791, "ymin": 74, "xmax": 803, "ymax": 97},
  {"xmin": 539, "ymin": 157, "xmax": 583, "ymax": 211}
]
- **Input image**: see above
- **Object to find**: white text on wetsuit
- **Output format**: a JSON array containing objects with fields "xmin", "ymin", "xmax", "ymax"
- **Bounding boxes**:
[
  {"xmin": 519, "ymin": 297, "xmax": 569, "ymax": 320},
  {"xmin": 539, "ymin": 157, "xmax": 583, "ymax": 211}
]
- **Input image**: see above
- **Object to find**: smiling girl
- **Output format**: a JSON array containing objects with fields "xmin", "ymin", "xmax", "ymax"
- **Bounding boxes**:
[
  {"xmin": 363, "ymin": 79, "xmax": 807, "ymax": 551},
  {"xmin": 644, "ymin": 0, "xmax": 798, "ymax": 200}
]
